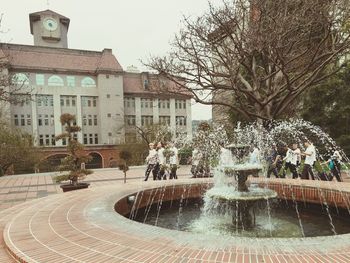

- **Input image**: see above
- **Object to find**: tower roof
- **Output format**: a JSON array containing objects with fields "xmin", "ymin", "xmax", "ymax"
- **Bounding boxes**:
[{"xmin": 29, "ymin": 9, "xmax": 70, "ymax": 34}]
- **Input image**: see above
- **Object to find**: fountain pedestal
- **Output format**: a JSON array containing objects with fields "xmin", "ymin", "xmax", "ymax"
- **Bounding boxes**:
[{"xmin": 207, "ymin": 164, "xmax": 277, "ymax": 230}]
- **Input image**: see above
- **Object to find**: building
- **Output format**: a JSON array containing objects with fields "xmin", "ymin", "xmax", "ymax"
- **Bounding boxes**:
[{"xmin": 0, "ymin": 10, "xmax": 192, "ymax": 170}]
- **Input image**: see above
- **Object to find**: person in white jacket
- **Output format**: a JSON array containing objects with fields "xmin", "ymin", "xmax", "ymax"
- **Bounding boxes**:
[
  {"xmin": 283, "ymin": 144, "xmax": 298, "ymax": 179},
  {"xmin": 168, "ymin": 142, "xmax": 179, "ymax": 179},
  {"xmin": 144, "ymin": 143, "xmax": 158, "ymax": 181},
  {"xmin": 301, "ymin": 140, "xmax": 316, "ymax": 180},
  {"xmin": 156, "ymin": 142, "xmax": 167, "ymax": 180}
]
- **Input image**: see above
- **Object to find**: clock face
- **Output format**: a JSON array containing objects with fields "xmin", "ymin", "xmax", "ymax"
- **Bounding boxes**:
[{"xmin": 43, "ymin": 18, "xmax": 58, "ymax": 31}]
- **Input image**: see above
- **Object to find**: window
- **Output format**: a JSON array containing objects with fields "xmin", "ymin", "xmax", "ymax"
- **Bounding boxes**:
[
  {"xmin": 175, "ymin": 99, "xmax": 186, "ymax": 110},
  {"xmin": 107, "ymin": 113, "xmax": 111, "ymax": 118},
  {"xmin": 66, "ymin": 97, "xmax": 70, "ymax": 106},
  {"xmin": 159, "ymin": 99, "xmax": 170, "ymax": 109},
  {"xmin": 81, "ymin": 96, "xmax": 97, "ymax": 107},
  {"xmin": 67, "ymin": 76, "xmax": 75, "ymax": 87},
  {"xmin": 36, "ymin": 74, "xmax": 45, "ymax": 85},
  {"xmin": 14, "ymin": 115, "xmax": 19, "ymax": 126},
  {"xmin": 20, "ymin": 115, "xmax": 25, "ymax": 126},
  {"xmin": 37, "ymin": 95, "xmax": 53, "ymax": 107},
  {"xmin": 81, "ymin": 77, "xmax": 96, "ymax": 88},
  {"xmin": 144, "ymin": 79, "xmax": 149, "ymax": 90},
  {"xmin": 45, "ymin": 135, "xmax": 50, "ymax": 145},
  {"xmin": 94, "ymin": 134, "xmax": 98, "ymax": 144},
  {"xmin": 89, "ymin": 134, "xmax": 93, "ymax": 144},
  {"xmin": 93, "ymin": 115, "xmax": 98, "ymax": 126},
  {"xmin": 27, "ymin": 115, "xmax": 31, "ymax": 126},
  {"xmin": 81, "ymin": 97, "xmax": 87, "ymax": 107},
  {"xmin": 50, "ymin": 115, "xmax": 54, "ymax": 126},
  {"xmin": 12, "ymin": 73, "xmax": 29, "ymax": 85},
  {"xmin": 51, "ymin": 135, "xmax": 56, "ymax": 146},
  {"xmin": 159, "ymin": 116, "xmax": 171, "ymax": 126},
  {"xmin": 44, "ymin": 115, "xmax": 49, "ymax": 126},
  {"xmin": 124, "ymin": 97, "xmax": 135, "ymax": 108},
  {"xmin": 48, "ymin": 75, "xmax": 64, "ymax": 86},
  {"xmin": 83, "ymin": 115, "xmax": 87, "ymax": 126},
  {"xmin": 38, "ymin": 115, "xmax": 42, "ymax": 126},
  {"xmin": 176, "ymin": 116, "xmax": 187, "ymax": 126},
  {"xmin": 43, "ymin": 96, "xmax": 48, "ymax": 107},
  {"xmin": 72, "ymin": 97, "xmax": 76, "ymax": 106},
  {"xmin": 83, "ymin": 134, "xmax": 88, "ymax": 145},
  {"xmin": 39, "ymin": 135, "xmax": 44, "ymax": 146},
  {"xmin": 125, "ymin": 115, "xmax": 136, "ymax": 126},
  {"xmin": 60, "ymin": 98, "xmax": 64, "ymax": 106},
  {"xmin": 141, "ymin": 98, "xmax": 153, "ymax": 109},
  {"xmin": 106, "ymin": 94, "xmax": 110, "ymax": 98},
  {"xmin": 88, "ymin": 115, "xmax": 92, "ymax": 126},
  {"xmin": 141, "ymin": 116, "xmax": 153, "ymax": 126},
  {"xmin": 108, "ymin": 132, "xmax": 112, "ymax": 136}
]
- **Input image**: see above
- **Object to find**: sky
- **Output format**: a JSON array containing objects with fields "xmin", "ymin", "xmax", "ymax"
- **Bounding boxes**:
[{"xmin": 1, "ymin": 0, "xmax": 217, "ymax": 120}]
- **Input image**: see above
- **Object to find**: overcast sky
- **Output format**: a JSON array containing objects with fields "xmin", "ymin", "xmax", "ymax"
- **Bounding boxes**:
[{"xmin": 1, "ymin": 0, "xmax": 218, "ymax": 120}]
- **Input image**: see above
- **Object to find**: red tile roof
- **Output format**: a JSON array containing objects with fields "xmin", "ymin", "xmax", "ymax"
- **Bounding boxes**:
[
  {"xmin": 0, "ymin": 43, "xmax": 123, "ymax": 74},
  {"xmin": 123, "ymin": 72, "xmax": 192, "ymax": 98}
]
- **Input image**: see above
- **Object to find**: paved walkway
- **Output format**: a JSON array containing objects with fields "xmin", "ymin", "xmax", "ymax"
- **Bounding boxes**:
[
  {"xmin": 0, "ymin": 166, "xmax": 191, "ymax": 262},
  {"xmin": 0, "ymin": 167, "xmax": 349, "ymax": 262}
]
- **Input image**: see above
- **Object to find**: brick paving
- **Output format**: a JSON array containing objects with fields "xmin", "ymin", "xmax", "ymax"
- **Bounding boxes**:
[{"xmin": 1, "ymin": 168, "xmax": 350, "ymax": 262}]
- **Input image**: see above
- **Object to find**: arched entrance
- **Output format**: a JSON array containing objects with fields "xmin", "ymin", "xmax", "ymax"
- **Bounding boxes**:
[
  {"xmin": 39, "ymin": 154, "xmax": 68, "ymax": 172},
  {"xmin": 86, "ymin": 152, "xmax": 103, "ymax": 169}
]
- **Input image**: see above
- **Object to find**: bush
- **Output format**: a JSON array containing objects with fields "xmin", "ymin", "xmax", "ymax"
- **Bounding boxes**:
[{"xmin": 178, "ymin": 146, "xmax": 193, "ymax": 165}]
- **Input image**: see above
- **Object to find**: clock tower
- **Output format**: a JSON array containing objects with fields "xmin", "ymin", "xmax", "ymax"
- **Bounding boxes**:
[{"xmin": 29, "ymin": 10, "xmax": 70, "ymax": 48}]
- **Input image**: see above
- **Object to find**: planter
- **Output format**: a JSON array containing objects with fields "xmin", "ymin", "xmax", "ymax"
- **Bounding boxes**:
[{"xmin": 60, "ymin": 182, "xmax": 90, "ymax": 192}]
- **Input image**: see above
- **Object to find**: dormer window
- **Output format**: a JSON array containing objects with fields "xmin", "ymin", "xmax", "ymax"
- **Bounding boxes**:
[
  {"xmin": 81, "ymin": 77, "xmax": 96, "ymax": 88},
  {"xmin": 12, "ymin": 73, "xmax": 29, "ymax": 85},
  {"xmin": 144, "ymin": 79, "xmax": 149, "ymax": 90},
  {"xmin": 48, "ymin": 75, "xmax": 64, "ymax": 86}
]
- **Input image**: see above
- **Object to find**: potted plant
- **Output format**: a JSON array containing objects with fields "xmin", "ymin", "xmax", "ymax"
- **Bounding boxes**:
[{"xmin": 54, "ymin": 113, "xmax": 93, "ymax": 192}]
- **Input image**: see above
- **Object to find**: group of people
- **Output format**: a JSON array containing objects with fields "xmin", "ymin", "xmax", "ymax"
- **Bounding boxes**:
[
  {"xmin": 144, "ymin": 142, "xmax": 179, "ymax": 181},
  {"xmin": 267, "ymin": 140, "xmax": 343, "ymax": 182}
]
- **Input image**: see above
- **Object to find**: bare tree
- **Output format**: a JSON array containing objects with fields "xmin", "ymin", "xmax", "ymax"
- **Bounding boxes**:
[
  {"xmin": 127, "ymin": 123, "xmax": 187, "ymax": 147},
  {"xmin": 0, "ymin": 14, "xmax": 32, "ymax": 104},
  {"xmin": 147, "ymin": 0, "xmax": 350, "ymax": 122}
]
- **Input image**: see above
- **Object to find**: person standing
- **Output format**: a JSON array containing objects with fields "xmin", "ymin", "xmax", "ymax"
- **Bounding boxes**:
[
  {"xmin": 326, "ymin": 149, "xmax": 343, "ymax": 182},
  {"xmin": 144, "ymin": 142, "xmax": 158, "ymax": 181},
  {"xmin": 169, "ymin": 142, "xmax": 179, "ymax": 179},
  {"xmin": 157, "ymin": 142, "xmax": 167, "ymax": 180},
  {"xmin": 191, "ymin": 148, "xmax": 202, "ymax": 178},
  {"xmin": 301, "ymin": 140, "xmax": 316, "ymax": 180},
  {"xmin": 266, "ymin": 146, "xmax": 280, "ymax": 178},
  {"xmin": 283, "ymin": 144, "xmax": 298, "ymax": 179}
]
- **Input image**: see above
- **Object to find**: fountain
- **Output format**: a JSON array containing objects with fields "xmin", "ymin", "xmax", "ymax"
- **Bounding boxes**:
[
  {"xmin": 131, "ymin": 119, "xmax": 350, "ymax": 238},
  {"xmin": 204, "ymin": 143, "xmax": 277, "ymax": 229}
]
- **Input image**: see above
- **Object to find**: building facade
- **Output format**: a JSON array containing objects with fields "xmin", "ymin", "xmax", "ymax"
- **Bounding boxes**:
[{"xmin": 0, "ymin": 10, "xmax": 192, "ymax": 169}]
